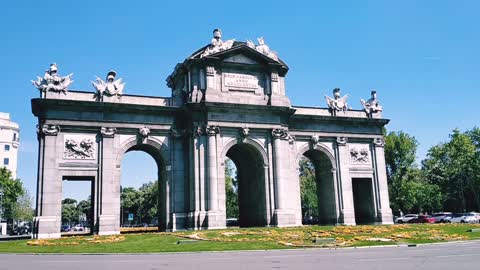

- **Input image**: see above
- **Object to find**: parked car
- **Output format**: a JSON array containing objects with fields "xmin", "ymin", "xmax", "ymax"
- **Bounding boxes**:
[
  {"xmin": 61, "ymin": 225, "xmax": 71, "ymax": 232},
  {"xmin": 73, "ymin": 224, "xmax": 84, "ymax": 231},
  {"xmin": 395, "ymin": 214, "xmax": 418, "ymax": 224},
  {"xmin": 302, "ymin": 216, "xmax": 319, "ymax": 225},
  {"xmin": 470, "ymin": 212, "xmax": 480, "ymax": 223},
  {"xmin": 408, "ymin": 215, "xmax": 436, "ymax": 224},
  {"xmin": 12, "ymin": 225, "xmax": 31, "ymax": 235},
  {"xmin": 451, "ymin": 213, "xmax": 477, "ymax": 224},
  {"xmin": 226, "ymin": 218, "xmax": 239, "ymax": 227},
  {"xmin": 432, "ymin": 212, "xmax": 453, "ymax": 223}
]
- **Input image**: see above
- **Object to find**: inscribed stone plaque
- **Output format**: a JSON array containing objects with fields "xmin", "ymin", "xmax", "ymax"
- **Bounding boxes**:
[{"xmin": 224, "ymin": 73, "xmax": 259, "ymax": 90}]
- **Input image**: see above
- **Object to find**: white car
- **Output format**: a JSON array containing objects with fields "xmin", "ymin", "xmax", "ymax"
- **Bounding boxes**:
[
  {"xmin": 469, "ymin": 212, "xmax": 480, "ymax": 223},
  {"xmin": 450, "ymin": 213, "xmax": 477, "ymax": 224},
  {"xmin": 395, "ymin": 214, "xmax": 418, "ymax": 224},
  {"xmin": 431, "ymin": 212, "xmax": 453, "ymax": 223}
]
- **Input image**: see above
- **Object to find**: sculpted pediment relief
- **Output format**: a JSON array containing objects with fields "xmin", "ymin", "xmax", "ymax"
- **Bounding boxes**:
[{"xmin": 224, "ymin": 54, "xmax": 259, "ymax": 65}]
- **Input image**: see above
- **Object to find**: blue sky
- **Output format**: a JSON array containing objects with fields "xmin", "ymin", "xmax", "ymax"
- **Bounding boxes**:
[{"xmin": 1, "ymin": 1, "xmax": 479, "ymax": 201}]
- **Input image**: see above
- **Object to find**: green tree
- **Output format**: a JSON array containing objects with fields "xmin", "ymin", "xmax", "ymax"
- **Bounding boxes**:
[
  {"xmin": 61, "ymin": 198, "xmax": 80, "ymax": 225},
  {"xmin": 225, "ymin": 158, "xmax": 238, "ymax": 218},
  {"xmin": 13, "ymin": 191, "xmax": 34, "ymax": 222},
  {"xmin": 423, "ymin": 128, "xmax": 480, "ymax": 211},
  {"xmin": 384, "ymin": 131, "xmax": 418, "ymax": 181},
  {"xmin": 0, "ymin": 168, "xmax": 25, "ymax": 222},
  {"xmin": 138, "ymin": 181, "xmax": 159, "ymax": 224},
  {"xmin": 121, "ymin": 187, "xmax": 141, "ymax": 224},
  {"xmin": 385, "ymin": 131, "xmax": 443, "ymax": 214},
  {"xmin": 299, "ymin": 157, "xmax": 318, "ymax": 217},
  {"xmin": 77, "ymin": 198, "xmax": 92, "ymax": 225}
]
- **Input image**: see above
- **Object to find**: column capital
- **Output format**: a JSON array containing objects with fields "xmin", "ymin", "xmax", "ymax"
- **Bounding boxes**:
[
  {"xmin": 193, "ymin": 125, "xmax": 205, "ymax": 137},
  {"xmin": 205, "ymin": 125, "xmax": 220, "ymax": 136},
  {"xmin": 37, "ymin": 124, "xmax": 60, "ymax": 136},
  {"xmin": 206, "ymin": 65, "xmax": 215, "ymax": 76},
  {"xmin": 272, "ymin": 128, "xmax": 288, "ymax": 140},
  {"xmin": 336, "ymin": 136, "xmax": 348, "ymax": 146},
  {"xmin": 100, "ymin": 127, "xmax": 117, "ymax": 138},
  {"xmin": 170, "ymin": 128, "xmax": 186, "ymax": 138},
  {"xmin": 373, "ymin": 137, "xmax": 385, "ymax": 147}
]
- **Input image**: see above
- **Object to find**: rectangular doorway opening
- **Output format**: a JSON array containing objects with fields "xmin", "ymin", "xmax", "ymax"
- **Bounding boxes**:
[
  {"xmin": 62, "ymin": 176, "xmax": 95, "ymax": 236},
  {"xmin": 352, "ymin": 178, "xmax": 375, "ymax": 224}
]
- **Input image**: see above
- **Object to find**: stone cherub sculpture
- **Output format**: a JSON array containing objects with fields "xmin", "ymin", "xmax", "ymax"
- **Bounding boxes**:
[
  {"xmin": 201, "ymin": 29, "xmax": 235, "ymax": 57},
  {"xmin": 325, "ymin": 88, "xmax": 349, "ymax": 112},
  {"xmin": 247, "ymin": 37, "xmax": 279, "ymax": 61},
  {"xmin": 361, "ymin": 90, "xmax": 383, "ymax": 116},
  {"xmin": 92, "ymin": 70, "xmax": 125, "ymax": 97},
  {"xmin": 31, "ymin": 63, "xmax": 73, "ymax": 94}
]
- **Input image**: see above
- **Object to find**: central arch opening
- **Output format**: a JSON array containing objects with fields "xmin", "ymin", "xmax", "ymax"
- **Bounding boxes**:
[
  {"xmin": 120, "ymin": 144, "xmax": 166, "ymax": 231},
  {"xmin": 300, "ymin": 149, "xmax": 337, "ymax": 225},
  {"xmin": 225, "ymin": 143, "xmax": 267, "ymax": 227}
]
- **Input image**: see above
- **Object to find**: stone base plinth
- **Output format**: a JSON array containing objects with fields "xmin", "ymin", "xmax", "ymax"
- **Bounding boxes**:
[
  {"xmin": 273, "ymin": 209, "xmax": 299, "ymax": 227},
  {"xmin": 34, "ymin": 216, "xmax": 61, "ymax": 239},
  {"xmin": 98, "ymin": 215, "xmax": 119, "ymax": 236},
  {"xmin": 378, "ymin": 208, "xmax": 394, "ymax": 225},
  {"xmin": 186, "ymin": 211, "xmax": 208, "ymax": 230},
  {"xmin": 207, "ymin": 211, "xmax": 226, "ymax": 229},
  {"xmin": 171, "ymin": 212, "xmax": 188, "ymax": 231},
  {"xmin": 339, "ymin": 210, "xmax": 356, "ymax": 226}
]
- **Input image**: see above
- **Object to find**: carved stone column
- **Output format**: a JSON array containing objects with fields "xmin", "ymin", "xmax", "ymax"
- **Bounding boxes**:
[
  {"xmin": 98, "ymin": 126, "xmax": 120, "ymax": 235},
  {"xmin": 272, "ymin": 128, "xmax": 288, "ymax": 210},
  {"xmin": 372, "ymin": 138, "xmax": 394, "ymax": 224},
  {"xmin": 206, "ymin": 125, "xmax": 220, "ymax": 211},
  {"xmin": 34, "ymin": 124, "xmax": 62, "ymax": 239},
  {"xmin": 336, "ymin": 137, "xmax": 356, "ymax": 225}
]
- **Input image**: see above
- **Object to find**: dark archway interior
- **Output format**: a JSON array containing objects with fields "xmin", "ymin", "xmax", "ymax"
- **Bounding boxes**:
[
  {"xmin": 226, "ymin": 143, "xmax": 267, "ymax": 227},
  {"xmin": 352, "ymin": 178, "xmax": 375, "ymax": 224},
  {"xmin": 123, "ymin": 144, "xmax": 167, "ymax": 230},
  {"xmin": 303, "ymin": 149, "xmax": 337, "ymax": 225}
]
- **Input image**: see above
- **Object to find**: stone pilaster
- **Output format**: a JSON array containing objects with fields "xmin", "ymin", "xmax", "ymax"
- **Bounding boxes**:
[
  {"xmin": 34, "ymin": 124, "xmax": 62, "ymax": 239},
  {"xmin": 272, "ymin": 128, "xmax": 296, "ymax": 227},
  {"xmin": 336, "ymin": 137, "xmax": 356, "ymax": 225},
  {"xmin": 372, "ymin": 138, "xmax": 394, "ymax": 224},
  {"xmin": 205, "ymin": 125, "xmax": 224, "ymax": 228},
  {"xmin": 98, "ymin": 127, "xmax": 120, "ymax": 235}
]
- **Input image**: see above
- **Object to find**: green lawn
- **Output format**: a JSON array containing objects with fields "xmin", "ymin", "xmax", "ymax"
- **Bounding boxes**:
[{"xmin": 1, "ymin": 224, "xmax": 479, "ymax": 254}]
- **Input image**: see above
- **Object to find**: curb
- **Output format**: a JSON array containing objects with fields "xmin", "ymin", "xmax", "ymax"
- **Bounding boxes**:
[{"xmin": 4, "ymin": 239, "xmax": 480, "ymax": 256}]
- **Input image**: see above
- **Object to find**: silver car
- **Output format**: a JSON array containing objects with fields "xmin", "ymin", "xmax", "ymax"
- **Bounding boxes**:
[
  {"xmin": 432, "ymin": 212, "xmax": 453, "ymax": 223},
  {"xmin": 450, "ymin": 213, "xmax": 477, "ymax": 224},
  {"xmin": 395, "ymin": 214, "xmax": 418, "ymax": 224}
]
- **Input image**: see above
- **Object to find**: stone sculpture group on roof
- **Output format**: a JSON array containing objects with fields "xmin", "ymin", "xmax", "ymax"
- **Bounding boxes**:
[
  {"xmin": 30, "ymin": 29, "xmax": 383, "ymax": 117},
  {"xmin": 31, "ymin": 63, "xmax": 73, "ymax": 94}
]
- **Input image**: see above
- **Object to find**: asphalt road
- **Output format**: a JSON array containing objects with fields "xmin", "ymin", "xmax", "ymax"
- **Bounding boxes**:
[{"xmin": 1, "ymin": 241, "xmax": 480, "ymax": 270}]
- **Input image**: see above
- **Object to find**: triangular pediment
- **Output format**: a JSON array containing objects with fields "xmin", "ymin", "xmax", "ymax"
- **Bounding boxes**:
[
  {"xmin": 224, "ymin": 54, "xmax": 259, "ymax": 65},
  {"xmin": 206, "ymin": 43, "xmax": 286, "ymax": 66}
]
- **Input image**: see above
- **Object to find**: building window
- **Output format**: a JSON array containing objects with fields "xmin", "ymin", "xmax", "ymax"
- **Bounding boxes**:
[
  {"xmin": 4, "ymin": 145, "xmax": 10, "ymax": 151},
  {"xmin": 3, "ymin": 158, "xmax": 9, "ymax": 165},
  {"xmin": 13, "ymin": 133, "xmax": 17, "ymax": 141}
]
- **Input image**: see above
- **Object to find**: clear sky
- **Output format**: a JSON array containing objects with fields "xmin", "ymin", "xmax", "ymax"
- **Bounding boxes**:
[{"xmin": 1, "ymin": 0, "xmax": 479, "ymax": 201}]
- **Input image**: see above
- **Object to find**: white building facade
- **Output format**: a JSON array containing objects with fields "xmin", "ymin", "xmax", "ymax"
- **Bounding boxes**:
[{"xmin": 0, "ymin": 113, "xmax": 20, "ymax": 179}]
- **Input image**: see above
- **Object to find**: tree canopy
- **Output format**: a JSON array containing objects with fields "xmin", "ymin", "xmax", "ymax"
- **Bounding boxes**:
[
  {"xmin": 385, "ymin": 128, "xmax": 480, "ymax": 214},
  {"xmin": 0, "ymin": 168, "xmax": 31, "ymax": 222}
]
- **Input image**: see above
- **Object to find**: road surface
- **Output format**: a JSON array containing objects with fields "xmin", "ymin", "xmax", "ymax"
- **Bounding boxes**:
[{"xmin": 1, "ymin": 241, "xmax": 479, "ymax": 270}]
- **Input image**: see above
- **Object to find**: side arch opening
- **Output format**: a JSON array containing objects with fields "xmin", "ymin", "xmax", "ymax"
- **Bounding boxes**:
[
  {"xmin": 119, "ymin": 143, "xmax": 167, "ymax": 231},
  {"xmin": 224, "ymin": 142, "xmax": 267, "ymax": 228},
  {"xmin": 300, "ymin": 149, "xmax": 337, "ymax": 225}
]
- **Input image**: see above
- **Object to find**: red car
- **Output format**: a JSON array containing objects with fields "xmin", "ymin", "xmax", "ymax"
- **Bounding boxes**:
[{"xmin": 408, "ymin": 215, "xmax": 436, "ymax": 224}]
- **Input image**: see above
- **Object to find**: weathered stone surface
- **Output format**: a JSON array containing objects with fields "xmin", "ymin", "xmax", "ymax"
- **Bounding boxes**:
[{"xmin": 31, "ymin": 30, "xmax": 393, "ymax": 238}]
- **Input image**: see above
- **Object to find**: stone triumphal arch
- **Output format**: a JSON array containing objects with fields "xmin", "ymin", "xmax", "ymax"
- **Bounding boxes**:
[{"xmin": 31, "ymin": 29, "xmax": 393, "ymax": 238}]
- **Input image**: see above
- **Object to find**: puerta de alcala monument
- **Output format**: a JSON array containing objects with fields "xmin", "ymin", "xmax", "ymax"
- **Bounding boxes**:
[{"xmin": 31, "ymin": 29, "xmax": 393, "ymax": 239}]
